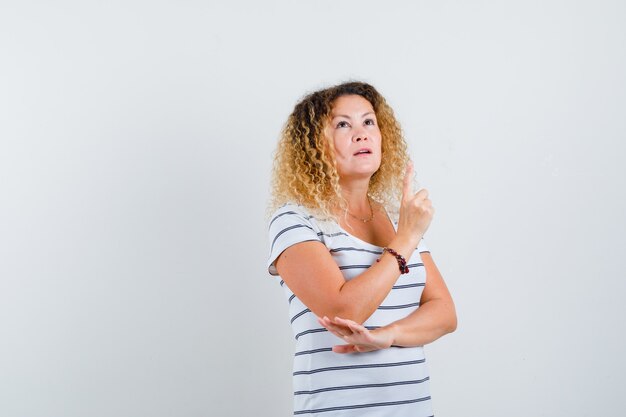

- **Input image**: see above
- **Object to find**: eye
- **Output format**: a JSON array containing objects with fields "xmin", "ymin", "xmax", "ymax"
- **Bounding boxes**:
[
  {"xmin": 364, "ymin": 118, "xmax": 376, "ymax": 126},
  {"xmin": 336, "ymin": 120, "xmax": 350, "ymax": 128}
]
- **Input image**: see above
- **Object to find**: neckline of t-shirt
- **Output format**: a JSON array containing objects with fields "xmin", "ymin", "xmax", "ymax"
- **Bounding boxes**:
[{"xmin": 335, "ymin": 206, "xmax": 398, "ymax": 250}]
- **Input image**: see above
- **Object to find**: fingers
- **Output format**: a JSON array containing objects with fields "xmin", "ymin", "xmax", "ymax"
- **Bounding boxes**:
[
  {"xmin": 332, "ymin": 316, "xmax": 360, "ymax": 329},
  {"xmin": 332, "ymin": 343, "xmax": 379, "ymax": 354},
  {"xmin": 402, "ymin": 163, "xmax": 431, "ymax": 207},
  {"xmin": 319, "ymin": 316, "xmax": 385, "ymax": 354},
  {"xmin": 318, "ymin": 316, "xmax": 371, "ymax": 345},
  {"xmin": 415, "ymin": 188, "xmax": 429, "ymax": 201},
  {"xmin": 318, "ymin": 316, "xmax": 352, "ymax": 338},
  {"xmin": 402, "ymin": 162, "xmax": 414, "ymax": 201},
  {"xmin": 319, "ymin": 316, "xmax": 355, "ymax": 329},
  {"xmin": 332, "ymin": 344, "xmax": 357, "ymax": 354},
  {"xmin": 354, "ymin": 345, "xmax": 377, "ymax": 353},
  {"xmin": 333, "ymin": 317, "xmax": 365, "ymax": 335},
  {"xmin": 407, "ymin": 188, "xmax": 433, "ymax": 215}
]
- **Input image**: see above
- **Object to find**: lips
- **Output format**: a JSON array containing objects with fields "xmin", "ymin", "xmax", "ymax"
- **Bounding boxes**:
[{"xmin": 353, "ymin": 148, "xmax": 372, "ymax": 156}]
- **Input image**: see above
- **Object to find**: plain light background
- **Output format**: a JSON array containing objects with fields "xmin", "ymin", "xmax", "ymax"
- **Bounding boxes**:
[{"xmin": 1, "ymin": 1, "xmax": 625, "ymax": 416}]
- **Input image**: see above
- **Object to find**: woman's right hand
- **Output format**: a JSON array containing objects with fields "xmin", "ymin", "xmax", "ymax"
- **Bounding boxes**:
[{"xmin": 395, "ymin": 162, "xmax": 434, "ymax": 248}]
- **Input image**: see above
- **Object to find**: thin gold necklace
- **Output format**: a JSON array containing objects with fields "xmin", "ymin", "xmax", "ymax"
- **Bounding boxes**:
[{"xmin": 347, "ymin": 197, "xmax": 374, "ymax": 223}]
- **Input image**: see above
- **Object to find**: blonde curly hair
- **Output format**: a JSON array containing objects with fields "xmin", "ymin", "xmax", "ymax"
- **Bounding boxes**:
[{"xmin": 270, "ymin": 81, "xmax": 410, "ymax": 219}]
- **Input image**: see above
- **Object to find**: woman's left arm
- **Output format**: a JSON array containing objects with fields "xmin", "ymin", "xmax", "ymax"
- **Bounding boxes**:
[
  {"xmin": 319, "ymin": 252, "xmax": 457, "ymax": 353},
  {"xmin": 385, "ymin": 251, "xmax": 457, "ymax": 346}
]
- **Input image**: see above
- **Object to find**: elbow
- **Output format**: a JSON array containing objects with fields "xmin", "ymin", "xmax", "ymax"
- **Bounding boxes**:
[
  {"xmin": 434, "ymin": 300, "xmax": 457, "ymax": 336},
  {"xmin": 434, "ymin": 316, "xmax": 456, "ymax": 340},
  {"xmin": 323, "ymin": 298, "xmax": 373, "ymax": 325},
  {"xmin": 324, "ymin": 288, "xmax": 374, "ymax": 324},
  {"xmin": 331, "ymin": 306, "xmax": 370, "ymax": 325},
  {"xmin": 445, "ymin": 308, "xmax": 458, "ymax": 334},
  {"xmin": 447, "ymin": 315, "xmax": 458, "ymax": 334},
  {"xmin": 313, "ymin": 301, "xmax": 370, "ymax": 326}
]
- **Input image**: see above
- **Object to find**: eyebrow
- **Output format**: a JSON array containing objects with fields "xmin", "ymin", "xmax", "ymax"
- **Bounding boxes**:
[{"xmin": 331, "ymin": 111, "xmax": 375, "ymax": 120}]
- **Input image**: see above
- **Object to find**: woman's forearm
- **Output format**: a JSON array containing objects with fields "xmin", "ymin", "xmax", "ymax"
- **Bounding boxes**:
[
  {"xmin": 332, "ymin": 234, "xmax": 420, "ymax": 323},
  {"xmin": 380, "ymin": 297, "xmax": 457, "ymax": 347},
  {"xmin": 276, "ymin": 233, "xmax": 420, "ymax": 325}
]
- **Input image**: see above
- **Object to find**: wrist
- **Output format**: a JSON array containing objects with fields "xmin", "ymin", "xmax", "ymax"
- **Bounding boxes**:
[
  {"xmin": 374, "ymin": 323, "xmax": 397, "ymax": 348},
  {"xmin": 379, "ymin": 247, "xmax": 409, "ymax": 274},
  {"xmin": 389, "ymin": 233, "xmax": 421, "ymax": 259}
]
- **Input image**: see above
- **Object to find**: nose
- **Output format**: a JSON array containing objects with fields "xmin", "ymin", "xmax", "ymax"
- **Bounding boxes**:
[{"xmin": 352, "ymin": 128, "xmax": 368, "ymax": 143}]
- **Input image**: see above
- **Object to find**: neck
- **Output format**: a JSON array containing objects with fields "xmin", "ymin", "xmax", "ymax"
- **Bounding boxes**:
[{"xmin": 339, "ymin": 178, "xmax": 371, "ymax": 213}]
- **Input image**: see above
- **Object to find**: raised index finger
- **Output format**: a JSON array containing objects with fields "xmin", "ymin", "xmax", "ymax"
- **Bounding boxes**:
[{"xmin": 402, "ymin": 162, "xmax": 414, "ymax": 201}]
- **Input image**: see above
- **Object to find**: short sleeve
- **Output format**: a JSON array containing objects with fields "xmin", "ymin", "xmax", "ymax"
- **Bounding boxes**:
[
  {"xmin": 417, "ymin": 237, "xmax": 430, "ymax": 253},
  {"xmin": 267, "ymin": 204, "xmax": 322, "ymax": 276}
]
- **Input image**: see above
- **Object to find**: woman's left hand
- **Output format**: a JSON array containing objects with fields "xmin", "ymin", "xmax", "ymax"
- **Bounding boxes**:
[{"xmin": 318, "ymin": 316, "xmax": 394, "ymax": 354}]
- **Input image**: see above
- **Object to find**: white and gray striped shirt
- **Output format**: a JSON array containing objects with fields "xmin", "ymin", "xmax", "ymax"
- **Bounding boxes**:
[{"xmin": 268, "ymin": 203, "xmax": 434, "ymax": 417}]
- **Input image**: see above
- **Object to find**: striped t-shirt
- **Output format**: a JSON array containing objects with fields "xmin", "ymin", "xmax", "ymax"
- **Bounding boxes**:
[{"xmin": 267, "ymin": 203, "xmax": 434, "ymax": 417}]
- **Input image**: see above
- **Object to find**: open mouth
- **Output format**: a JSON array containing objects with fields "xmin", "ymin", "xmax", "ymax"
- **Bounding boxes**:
[{"xmin": 353, "ymin": 148, "xmax": 372, "ymax": 156}]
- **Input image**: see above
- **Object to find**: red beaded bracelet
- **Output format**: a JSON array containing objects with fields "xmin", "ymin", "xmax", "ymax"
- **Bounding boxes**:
[{"xmin": 376, "ymin": 247, "xmax": 409, "ymax": 274}]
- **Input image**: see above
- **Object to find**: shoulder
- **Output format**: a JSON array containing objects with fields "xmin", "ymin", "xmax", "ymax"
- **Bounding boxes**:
[
  {"xmin": 268, "ymin": 203, "xmax": 316, "ymax": 229},
  {"xmin": 267, "ymin": 202, "xmax": 345, "ymax": 245},
  {"xmin": 267, "ymin": 203, "xmax": 325, "ymax": 276},
  {"xmin": 267, "ymin": 203, "xmax": 324, "ymax": 246}
]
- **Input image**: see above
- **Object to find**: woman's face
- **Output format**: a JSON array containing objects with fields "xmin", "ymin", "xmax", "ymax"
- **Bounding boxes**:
[{"xmin": 327, "ymin": 94, "xmax": 382, "ymax": 182}]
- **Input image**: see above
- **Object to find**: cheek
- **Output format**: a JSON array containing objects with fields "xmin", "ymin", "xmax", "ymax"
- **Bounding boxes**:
[{"xmin": 332, "ymin": 135, "xmax": 350, "ymax": 157}]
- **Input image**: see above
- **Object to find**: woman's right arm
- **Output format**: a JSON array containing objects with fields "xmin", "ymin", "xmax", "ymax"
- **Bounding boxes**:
[{"xmin": 275, "ymin": 164, "xmax": 433, "ymax": 325}]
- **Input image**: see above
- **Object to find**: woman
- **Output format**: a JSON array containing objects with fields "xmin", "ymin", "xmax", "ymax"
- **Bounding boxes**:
[{"xmin": 267, "ymin": 81, "xmax": 456, "ymax": 416}]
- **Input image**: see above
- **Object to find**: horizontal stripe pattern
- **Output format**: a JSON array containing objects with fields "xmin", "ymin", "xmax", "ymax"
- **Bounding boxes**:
[
  {"xmin": 378, "ymin": 302, "xmax": 420, "ymax": 310},
  {"xmin": 294, "ymin": 396, "xmax": 432, "ymax": 415},
  {"xmin": 295, "ymin": 328, "xmax": 328, "ymax": 340},
  {"xmin": 294, "ymin": 376, "xmax": 430, "ymax": 395},
  {"xmin": 294, "ymin": 347, "xmax": 333, "ymax": 356},
  {"xmin": 393, "ymin": 283, "xmax": 425, "ymax": 289},
  {"xmin": 330, "ymin": 247, "xmax": 383, "ymax": 255},
  {"xmin": 339, "ymin": 264, "xmax": 371, "ymax": 270},
  {"xmin": 291, "ymin": 308, "xmax": 311, "ymax": 323},
  {"xmin": 271, "ymin": 223, "xmax": 318, "ymax": 252},
  {"xmin": 268, "ymin": 211, "xmax": 315, "ymax": 229},
  {"xmin": 267, "ymin": 203, "xmax": 434, "ymax": 416},
  {"xmin": 293, "ymin": 359, "xmax": 425, "ymax": 376}
]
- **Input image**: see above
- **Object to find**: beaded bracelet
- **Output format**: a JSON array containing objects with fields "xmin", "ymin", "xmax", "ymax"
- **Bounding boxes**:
[{"xmin": 376, "ymin": 247, "xmax": 409, "ymax": 274}]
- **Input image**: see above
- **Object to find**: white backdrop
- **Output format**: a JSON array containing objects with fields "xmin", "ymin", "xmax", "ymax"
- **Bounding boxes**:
[{"xmin": 1, "ymin": 1, "xmax": 625, "ymax": 416}]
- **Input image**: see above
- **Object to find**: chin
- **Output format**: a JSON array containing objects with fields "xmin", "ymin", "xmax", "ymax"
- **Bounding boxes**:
[{"xmin": 341, "ymin": 170, "xmax": 379, "ymax": 182}]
